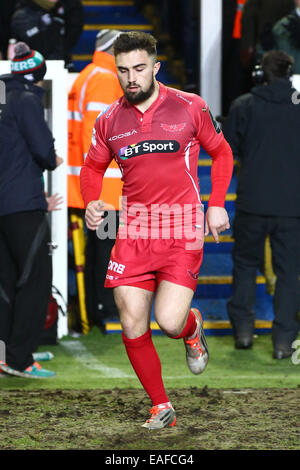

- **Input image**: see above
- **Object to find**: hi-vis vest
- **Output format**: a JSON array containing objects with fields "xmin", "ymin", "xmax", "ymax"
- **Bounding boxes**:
[
  {"xmin": 233, "ymin": 0, "xmax": 246, "ymax": 39},
  {"xmin": 68, "ymin": 51, "xmax": 123, "ymax": 209}
]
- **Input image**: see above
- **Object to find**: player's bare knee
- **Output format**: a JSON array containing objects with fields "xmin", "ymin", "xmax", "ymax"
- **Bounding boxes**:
[
  {"xmin": 156, "ymin": 316, "xmax": 186, "ymax": 338},
  {"xmin": 120, "ymin": 311, "xmax": 137, "ymax": 331},
  {"xmin": 155, "ymin": 305, "xmax": 190, "ymax": 337},
  {"xmin": 121, "ymin": 312, "xmax": 148, "ymax": 339}
]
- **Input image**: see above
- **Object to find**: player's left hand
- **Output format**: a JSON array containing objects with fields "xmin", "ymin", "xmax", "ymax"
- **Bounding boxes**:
[{"xmin": 204, "ymin": 206, "xmax": 230, "ymax": 244}]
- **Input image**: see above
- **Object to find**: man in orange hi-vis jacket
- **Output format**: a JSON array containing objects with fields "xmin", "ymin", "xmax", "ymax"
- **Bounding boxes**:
[
  {"xmin": 68, "ymin": 29, "xmax": 124, "ymax": 329},
  {"xmin": 222, "ymin": 0, "xmax": 247, "ymax": 115},
  {"xmin": 233, "ymin": 0, "xmax": 246, "ymax": 40},
  {"xmin": 68, "ymin": 29, "xmax": 123, "ymax": 209}
]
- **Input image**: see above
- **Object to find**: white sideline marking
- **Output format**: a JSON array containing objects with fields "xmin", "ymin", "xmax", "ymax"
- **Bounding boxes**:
[
  {"xmin": 91, "ymin": 374, "xmax": 296, "ymax": 380},
  {"xmin": 60, "ymin": 341, "xmax": 297, "ymax": 381},
  {"xmin": 164, "ymin": 375, "xmax": 296, "ymax": 380},
  {"xmin": 60, "ymin": 340, "xmax": 132, "ymax": 378}
]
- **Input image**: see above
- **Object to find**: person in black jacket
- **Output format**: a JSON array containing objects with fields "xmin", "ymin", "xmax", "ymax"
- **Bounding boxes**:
[
  {"xmin": 240, "ymin": 0, "xmax": 295, "ymax": 67},
  {"xmin": 0, "ymin": 42, "xmax": 62, "ymax": 378},
  {"xmin": 10, "ymin": 0, "xmax": 83, "ymax": 68},
  {"xmin": 222, "ymin": 0, "xmax": 249, "ymax": 116},
  {"xmin": 0, "ymin": 0, "xmax": 18, "ymax": 59},
  {"xmin": 271, "ymin": 0, "xmax": 300, "ymax": 74},
  {"xmin": 224, "ymin": 50, "xmax": 300, "ymax": 359}
]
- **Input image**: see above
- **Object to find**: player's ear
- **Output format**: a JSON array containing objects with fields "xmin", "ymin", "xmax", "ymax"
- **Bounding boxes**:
[{"xmin": 153, "ymin": 61, "xmax": 161, "ymax": 77}]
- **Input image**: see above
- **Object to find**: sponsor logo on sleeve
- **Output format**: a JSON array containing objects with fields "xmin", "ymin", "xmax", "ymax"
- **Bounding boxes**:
[
  {"xmin": 96, "ymin": 105, "xmax": 110, "ymax": 122},
  {"xmin": 96, "ymin": 101, "xmax": 120, "ymax": 122},
  {"xmin": 209, "ymin": 110, "xmax": 221, "ymax": 134},
  {"xmin": 91, "ymin": 127, "xmax": 96, "ymax": 146}
]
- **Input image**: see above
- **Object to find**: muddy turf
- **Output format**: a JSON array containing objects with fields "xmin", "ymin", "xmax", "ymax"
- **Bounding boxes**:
[{"xmin": 1, "ymin": 387, "xmax": 299, "ymax": 450}]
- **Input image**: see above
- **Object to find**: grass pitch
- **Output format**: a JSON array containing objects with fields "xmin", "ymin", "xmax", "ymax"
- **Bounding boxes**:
[{"xmin": 0, "ymin": 328, "xmax": 299, "ymax": 450}]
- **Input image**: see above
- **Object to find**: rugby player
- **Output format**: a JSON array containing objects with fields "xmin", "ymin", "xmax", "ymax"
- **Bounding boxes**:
[{"xmin": 80, "ymin": 32, "xmax": 233, "ymax": 429}]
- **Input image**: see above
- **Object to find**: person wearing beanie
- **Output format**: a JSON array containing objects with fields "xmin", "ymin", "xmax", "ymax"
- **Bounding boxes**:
[
  {"xmin": 0, "ymin": 42, "xmax": 62, "ymax": 379},
  {"xmin": 10, "ymin": 41, "xmax": 47, "ymax": 83},
  {"xmin": 68, "ymin": 29, "xmax": 123, "ymax": 332},
  {"xmin": 95, "ymin": 29, "xmax": 122, "ymax": 53},
  {"xmin": 10, "ymin": 0, "xmax": 83, "ymax": 67},
  {"xmin": 0, "ymin": 0, "xmax": 18, "ymax": 59}
]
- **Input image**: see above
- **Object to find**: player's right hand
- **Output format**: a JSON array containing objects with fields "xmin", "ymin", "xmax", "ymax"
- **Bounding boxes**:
[
  {"xmin": 204, "ymin": 206, "xmax": 230, "ymax": 244},
  {"xmin": 85, "ymin": 200, "xmax": 105, "ymax": 230}
]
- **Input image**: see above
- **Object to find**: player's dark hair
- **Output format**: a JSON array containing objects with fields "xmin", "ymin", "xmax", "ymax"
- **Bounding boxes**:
[
  {"xmin": 113, "ymin": 31, "xmax": 157, "ymax": 61},
  {"xmin": 262, "ymin": 50, "xmax": 294, "ymax": 83}
]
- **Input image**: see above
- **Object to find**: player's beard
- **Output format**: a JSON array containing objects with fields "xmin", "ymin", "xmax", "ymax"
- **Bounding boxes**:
[{"xmin": 124, "ymin": 76, "xmax": 155, "ymax": 104}]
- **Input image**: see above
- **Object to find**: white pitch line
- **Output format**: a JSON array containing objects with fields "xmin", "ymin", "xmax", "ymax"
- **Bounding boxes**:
[
  {"xmin": 94, "ymin": 374, "xmax": 297, "ymax": 380},
  {"xmin": 164, "ymin": 375, "xmax": 298, "ymax": 380},
  {"xmin": 60, "ymin": 341, "xmax": 298, "ymax": 380},
  {"xmin": 60, "ymin": 340, "xmax": 132, "ymax": 378}
]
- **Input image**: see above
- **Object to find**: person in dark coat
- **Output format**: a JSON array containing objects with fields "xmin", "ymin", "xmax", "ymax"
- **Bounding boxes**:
[
  {"xmin": 10, "ymin": 0, "xmax": 83, "ymax": 67},
  {"xmin": 271, "ymin": 0, "xmax": 300, "ymax": 73},
  {"xmin": 0, "ymin": 42, "xmax": 62, "ymax": 378},
  {"xmin": 0, "ymin": 0, "xmax": 18, "ymax": 59},
  {"xmin": 222, "ymin": 0, "xmax": 249, "ymax": 115},
  {"xmin": 240, "ymin": 0, "xmax": 295, "ymax": 67},
  {"xmin": 224, "ymin": 50, "xmax": 300, "ymax": 359}
]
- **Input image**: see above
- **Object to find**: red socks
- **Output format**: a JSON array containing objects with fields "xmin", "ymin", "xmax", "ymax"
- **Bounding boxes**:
[
  {"xmin": 122, "ymin": 329, "xmax": 169, "ymax": 406},
  {"xmin": 170, "ymin": 309, "xmax": 197, "ymax": 339},
  {"xmin": 122, "ymin": 311, "xmax": 197, "ymax": 405}
]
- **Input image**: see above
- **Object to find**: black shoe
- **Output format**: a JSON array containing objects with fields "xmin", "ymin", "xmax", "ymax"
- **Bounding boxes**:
[
  {"xmin": 235, "ymin": 335, "xmax": 253, "ymax": 349},
  {"xmin": 273, "ymin": 347, "xmax": 293, "ymax": 360}
]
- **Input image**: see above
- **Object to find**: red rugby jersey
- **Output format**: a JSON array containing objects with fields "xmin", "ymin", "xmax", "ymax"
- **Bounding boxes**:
[{"xmin": 80, "ymin": 83, "xmax": 233, "ymax": 227}]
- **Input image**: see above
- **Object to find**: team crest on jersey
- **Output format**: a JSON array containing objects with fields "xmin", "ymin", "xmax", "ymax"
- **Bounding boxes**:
[
  {"xmin": 118, "ymin": 140, "xmax": 180, "ymax": 160},
  {"xmin": 160, "ymin": 123, "xmax": 186, "ymax": 132}
]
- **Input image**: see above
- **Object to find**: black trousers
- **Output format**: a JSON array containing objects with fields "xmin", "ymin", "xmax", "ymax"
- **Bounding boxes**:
[
  {"xmin": 227, "ymin": 211, "xmax": 300, "ymax": 347},
  {"xmin": 84, "ymin": 212, "xmax": 119, "ymax": 327},
  {"xmin": 0, "ymin": 211, "xmax": 52, "ymax": 370}
]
